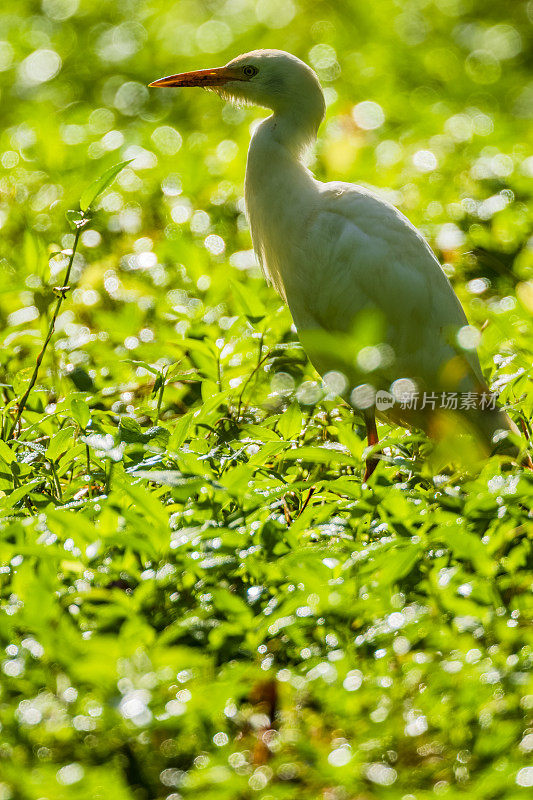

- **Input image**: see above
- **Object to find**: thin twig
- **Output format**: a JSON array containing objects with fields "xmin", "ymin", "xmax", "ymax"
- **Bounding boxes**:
[
  {"xmin": 297, "ymin": 486, "xmax": 315, "ymax": 518},
  {"xmin": 282, "ymin": 496, "xmax": 292, "ymax": 525},
  {"xmin": 236, "ymin": 336, "xmax": 269, "ymax": 420},
  {"xmin": 155, "ymin": 369, "xmax": 166, "ymax": 424},
  {"xmin": 7, "ymin": 225, "xmax": 84, "ymax": 440},
  {"xmin": 105, "ymin": 460, "xmax": 114, "ymax": 495}
]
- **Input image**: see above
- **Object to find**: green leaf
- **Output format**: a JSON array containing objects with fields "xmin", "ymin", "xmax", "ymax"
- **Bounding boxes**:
[
  {"xmin": 70, "ymin": 397, "xmax": 91, "ymax": 429},
  {"xmin": 65, "ymin": 209, "xmax": 88, "ymax": 230},
  {"xmin": 67, "ymin": 366, "xmax": 95, "ymax": 392},
  {"xmin": 12, "ymin": 368, "xmax": 33, "ymax": 395},
  {"xmin": 201, "ymin": 379, "xmax": 220, "ymax": 402},
  {"xmin": 149, "ymin": 426, "xmax": 170, "ymax": 446},
  {"xmin": 231, "ymin": 279, "xmax": 266, "ymax": 321},
  {"xmin": 0, "ymin": 439, "xmax": 16, "ymax": 465},
  {"xmin": 379, "ymin": 543, "xmax": 421, "ymax": 584},
  {"xmin": 152, "ymin": 373, "xmax": 164, "ymax": 394},
  {"xmin": 126, "ymin": 359, "xmax": 160, "ymax": 377},
  {"xmin": 277, "ymin": 400, "xmax": 303, "ymax": 440},
  {"xmin": 193, "ymin": 388, "xmax": 232, "ymax": 425},
  {"xmin": 435, "ymin": 527, "xmax": 494, "ymax": 576},
  {"xmin": 118, "ymin": 417, "xmax": 144, "ymax": 443},
  {"xmin": 212, "ymin": 589, "xmax": 251, "ymax": 619},
  {"xmin": 119, "ymin": 417, "xmax": 169, "ymax": 445},
  {"xmin": 240, "ymin": 424, "xmax": 281, "ymax": 442},
  {"xmin": 219, "ymin": 462, "xmax": 253, "ymax": 496},
  {"xmin": 46, "ymin": 426, "xmax": 76, "ymax": 462},
  {"xmin": 168, "ymin": 412, "xmax": 193, "ymax": 452},
  {"xmin": 79, "ymin": 159, "xmax": 133, "ymax": 212},
  {"xmin": 277, "ymin": 445, "xmax": 358, "ymax": 467},
  {"xmin": 360, "ymin": 542, "xmax": 422, "ymax": 586},
  {"xmin": 0, "ymin": 480, "xmax": 41, "ymax": 510},
  {"xmin": 166, "ymin": 364, "xmax": 198, "ymax": 381},
  {"xmin": 115, "ymin": 475, "xmax": 170, "ymax": 530}
]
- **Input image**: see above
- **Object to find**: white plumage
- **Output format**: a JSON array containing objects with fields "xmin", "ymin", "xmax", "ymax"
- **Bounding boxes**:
[{"xmin": 150, "ymin": 49, "xmax": 521, "ymax": 476}]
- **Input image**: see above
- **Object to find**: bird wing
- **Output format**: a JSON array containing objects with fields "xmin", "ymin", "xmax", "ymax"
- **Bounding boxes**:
[{"xmin": 285, "ymin": 181, "xmax": 484, "ymax": 386}]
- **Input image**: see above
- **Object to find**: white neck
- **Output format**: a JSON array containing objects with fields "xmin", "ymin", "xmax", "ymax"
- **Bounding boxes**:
[
  {"xmin": 267, "ymin": 82, "xmax": 325, "ymax": 156},
  {"xmin": 244, "ymin": 111, "xmax": 321, "ymax": 299}
]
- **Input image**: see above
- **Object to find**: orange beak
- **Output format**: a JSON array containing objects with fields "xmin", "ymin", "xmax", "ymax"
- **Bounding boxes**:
[{"xmin": 148, "ymin": 66, "xmax": 239, "ymax": 88}]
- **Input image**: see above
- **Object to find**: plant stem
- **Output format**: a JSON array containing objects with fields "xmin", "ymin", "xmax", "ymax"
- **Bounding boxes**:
[
  {"xmin": 49, "ymin": 460, "xmax": 63, "ymax": 502},
  {"xmin": 105, "ymin": 460, "xmax": 114, "ymax": 495},
  {"xmin": 236, "ymin": 336, "xmax": 269, "ymax": 420},
  {"xmin": 156, "ymin": 369, "xmax": 166, "ymax": 423},
  {"xmin": 7, "ymin": 225, "xmax": 83, "ymax": 440}
]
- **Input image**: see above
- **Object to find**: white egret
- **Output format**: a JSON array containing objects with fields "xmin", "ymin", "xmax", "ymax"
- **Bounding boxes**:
[{"xmin": 150, "ymin": 50, "xmax": 524, "ymax": 478}]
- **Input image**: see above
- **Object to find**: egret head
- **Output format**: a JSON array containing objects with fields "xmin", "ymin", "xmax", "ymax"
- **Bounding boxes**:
[{"xmin": 149, "ymin": 49, "xmax": 325, "ymax": 129}]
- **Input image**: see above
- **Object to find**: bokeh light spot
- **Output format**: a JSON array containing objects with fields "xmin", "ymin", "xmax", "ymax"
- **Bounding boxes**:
[
  {"xmin": 20, "ymin": 49, "xmax": 62, "ymax": 85},
  {"xmin": 256, "ymin": 0, "xmax": 296, "ymax": 29},
  {"xmin": 412, "ymin": 149, "xmax": 437, "ymax": 172},
  {"xmin": 465, "ymin": 50, "xmax": 501, "ymax": 84},
  {"xmin": 352, "ymin": 101, "xmax": 385, "ymax": 130},
  {"xmin": 456, "ymin": 325, "xmax": 481, "ymax": 350},
  {"xmin": 114, "ymin": 81, "xmax": 149, "ymax": 115},
  {"xmin": 151, "ymin": 126, "xmax": 183, "ymax": 155},
  {"xmin": 42, "ymin": 0, "xmax": 79, "ymax": 21},
  {"xmin": 196, "ymin": 21, "xmax": 232, "ymax": 53},
  {"xmin": 350, "ymin": 383, "xmax": 376, "ymax": 409},
  {"xmin": 365, "ymin": 763, "xmax": 397, "ymax": 785}
]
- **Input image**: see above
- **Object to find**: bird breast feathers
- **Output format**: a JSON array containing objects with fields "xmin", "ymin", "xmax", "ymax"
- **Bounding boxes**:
[{"xmin": 291, "ymin": 184, "xmax": 464, "ymax": 331}]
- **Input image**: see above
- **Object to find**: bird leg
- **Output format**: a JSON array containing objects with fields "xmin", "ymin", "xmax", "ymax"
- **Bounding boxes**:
[{"xmin": 363, "ymin": 412, "xmax": 379, "ymax": 482}]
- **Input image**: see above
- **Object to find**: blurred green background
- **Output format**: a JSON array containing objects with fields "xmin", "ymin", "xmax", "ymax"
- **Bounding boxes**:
[{"xmin": 1, "ymin": 2, "xmax": 533, "ymax": 799}]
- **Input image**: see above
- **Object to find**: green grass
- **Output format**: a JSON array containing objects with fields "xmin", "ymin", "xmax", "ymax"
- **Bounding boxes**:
[{"xmin": 1, "ymin": 1, "xmax": 533, "ymax": 798}]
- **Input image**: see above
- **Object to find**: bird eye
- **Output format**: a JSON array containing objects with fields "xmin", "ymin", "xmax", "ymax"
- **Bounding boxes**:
[{"xmin": 242, "ymin": 65, "xmax": 258, "ymax": 77}]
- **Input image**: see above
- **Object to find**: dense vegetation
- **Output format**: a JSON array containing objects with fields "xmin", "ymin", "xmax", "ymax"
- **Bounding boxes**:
[{"xmin": 1, "ymin": 1, "xmax": 532, "ymax": 797}]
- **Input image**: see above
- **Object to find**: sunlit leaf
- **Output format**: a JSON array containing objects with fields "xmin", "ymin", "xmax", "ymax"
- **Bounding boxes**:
[
  {"xmin": 70, "ymin": 397, "xmax": 91, "ymax": 429},
  {"xmin": 231, "ymin": 279, "xmax": 266, "ymax": 321},
  {"xmin": 277, "ymin": 400, "xmax": 303, "ymax": 440},
  {"xmin": 46, "ymin": 426, "xmax": 76, "ymax": 462},
  {"xmin": 79, "ymin": 159, "xmax": 134, "ymax": 212}
]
